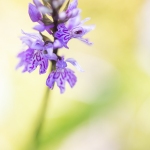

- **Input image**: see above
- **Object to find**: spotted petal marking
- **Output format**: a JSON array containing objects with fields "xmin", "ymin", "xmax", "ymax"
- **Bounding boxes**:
[
  {"xmin": 46, "ymin": 71, "xmax": 55, "ymax": 89},
  {"xmin": 55, "ymin": 72, "xmax": 66, "ymax": 94},
  {"xmin": 28, "ymin": 51, "xmax": 48, "ymax": 74},
  {"xmin": 65, "ymin": 68, "xmax": 77, "ymax": 88},
  {"xmin": 39, "ymin": 56, "xmax": 48, "ymax": 74},
  {"xmin": 46, "ymin": 68, "xmax": 77, "ymax": 94},
  {"xmin": 17, "ymin": 48, "xmax": 34, "ymax": 72},
  {"xmin": 27, "ymin": 53, "xmax": 39, "ymax": 73},
  {"xmin": 46, "ymin": 69, "xmax": 66, "ymax": 93},
  {"xmin": 55, "ymin": 24, "xmax": 71, "ymax": 48}
]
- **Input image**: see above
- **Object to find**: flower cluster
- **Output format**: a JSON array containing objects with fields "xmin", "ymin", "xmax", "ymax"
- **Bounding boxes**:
[{"xmin": 17, "ymin": 0, "xmax": 94, "ymax": 93}]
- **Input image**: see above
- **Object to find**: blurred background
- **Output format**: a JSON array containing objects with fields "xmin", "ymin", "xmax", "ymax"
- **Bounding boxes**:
[{"xmin": 1, "ymin": 0, "xmax": 150, "ymax": 149}]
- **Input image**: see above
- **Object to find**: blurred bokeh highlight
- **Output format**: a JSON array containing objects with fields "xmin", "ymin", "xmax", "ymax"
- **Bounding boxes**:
[{"xmin": 1, "ymin": 0, "xmax": 150, "ymax": 149}]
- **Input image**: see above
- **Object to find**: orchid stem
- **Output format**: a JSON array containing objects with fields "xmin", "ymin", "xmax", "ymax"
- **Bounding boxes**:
[{"xmin": 35, "ymin": 86, "xmax": 50, "ymax": 148}]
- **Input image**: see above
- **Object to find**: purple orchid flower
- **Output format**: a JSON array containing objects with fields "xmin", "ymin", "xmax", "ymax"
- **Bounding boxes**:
[
  {"xmin": 28, "ymin": 0, "xmax": 53, "ymax": 34},
  {"xmin": 17, "ymin": 31, "xmax": 57, "ymax": 74},
  {"xmin": 55, "ymin": 17, "xmax": 95, "ymax": 48},
  {"xmin": 59, "ymin": 0, "xmax": 80, "ymax": 20},
  {"xmin": 17, "ymin": 0, "xmax": 95, "ymax": 93},
  {"xmin": 46, "ymin": 57, "xmax": 83, "ymax": 93}
]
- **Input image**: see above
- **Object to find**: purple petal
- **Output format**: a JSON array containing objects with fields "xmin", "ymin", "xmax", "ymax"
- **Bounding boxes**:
[
  {"xmin": 47, "ymin": 69, "xmax": 66, "ymax": 93},
  {"xmin": 66, "ymin": 14, "xmax": 81, "ymax": 30},
  {"xmin": 55, "ymin": 72, "xmax": 66, "ymax": 94},
  {"xmin": 56, "ymin": 58, "xmax": 67, "ymax": 69},
  {"xmin": 27, "ymin": 53, "xmax": 38, "ymax": 73},
  {"xmin": 77, "ymin": 37, "xmax": 93, "ymax": 46},
  {"xmin": 27, "ymin": 51, "xmax": 46, "ymax": 73},
  {"xmin": 28, "ymin": 3, "xmax": 42, "ymax": 22},
  {"xmin": 17, "ymin": 48, "xmax": 34, "ymax": 72},
  {"xmin": 33, "ymin": 23, "xmax": 54, "ymax": 34},
  {"xmin": 59, "ymin": 12, "xmax": 67, "ymax": 20},
  {"xmin": 68, "ymin": 9, "xmax": 80, "ymax": 18},
  {"xmin": 45, "ymin": 25, "xmax": 54, "ymax": 34},
  {"xmin": 67, "ymin": 0, "xmax": 78, "ymax": 12},
  {"xmin": 31, "ymin": 40, "xmax": 44, "ymax": 50},
  {"xmin": 44, "ymin": 52, "xmax": 58, "ymax": 61},
  {"xmin": 46, "ymin": 68, "xmax": 77, "ymax": 93},
  {"xmin": 54, "ymin": 70, "xmax": 61, "ymax": 79},
  {"xmin": 81, "ymin": 25, "xmax": 95, "ymax": 34},
  {"xmin": 45, "ymin": 42, "xmax": 53, "ymax": 49},
  {"xmin": 46, "ymin": 71, "xmax": 55, "ymax": 89},
  {"xmin": 66, "ymin": 58, "xmax": 84, "ymax": 72},
  {"xmin": 59, "ymin": 0, "xmax": 79, "ymax": 21},
  {"xmin": 24, "ymin": 48, "xmax": 34, "ymax": 61},
  {"xmin": 54, "ymin": 24, "xmax": 71, "ymax": 48},
  {"xmin": 20, "ymin": 36, "xmax": 32, "ymax": 47},
  {"xmin": 53, "ymin": 40, "xmax": 63, "ymax": 49},
  {"xmin": 79, "ymin": 18, "xmax": 91, "ymax": 25},
  {"xmin": 33, "ymin": 24, "xmax": 45, "ymax": 32},
  {"xmin": 21, "ymin": 30, "xmax": 43, "ymax": 41},
  {"xmin": 61, "ymin": 69, "xmax": 67, "ymax": 79},
  {"xmin": 16, "ymin": 52, "xmax": 25, "ymax": 69},
  {"xmin": 39, "ymin": 57, "xmax": 48, "ymax": 74},
  {"xmin": 65, "ymin": 68, "xmax": 77, "ymax": 88}
]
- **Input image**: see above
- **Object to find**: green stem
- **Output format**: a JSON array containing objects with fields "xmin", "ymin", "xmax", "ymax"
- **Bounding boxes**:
[
  {"xmin": 33, "ymin": 87, "xmax": 51, "ymax": 150},
  {"xmin": 35, "ymin": 86, "xmax": 51, "ymax": 147}
]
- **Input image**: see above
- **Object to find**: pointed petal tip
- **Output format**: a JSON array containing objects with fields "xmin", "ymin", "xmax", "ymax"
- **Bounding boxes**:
[{"xmin": 66, "ymin": 58, "xmax": 84, "ymax": 72}]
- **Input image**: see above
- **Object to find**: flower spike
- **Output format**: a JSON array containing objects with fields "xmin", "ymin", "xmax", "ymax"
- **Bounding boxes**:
[{"xmin": 17, "ymin": 0, "xmax": 95, "ymax": 93}]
